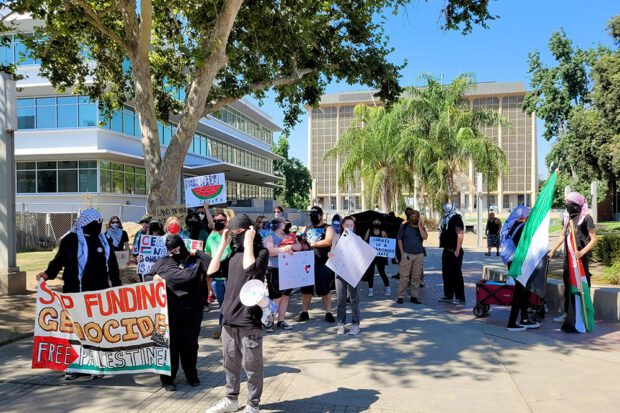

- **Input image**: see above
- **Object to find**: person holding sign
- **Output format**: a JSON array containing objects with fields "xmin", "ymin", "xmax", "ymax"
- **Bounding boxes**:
[
  {"xmin": 206, "ymin": 215, "xmax": 269, "ymax": 413},
  {"xmin": 363, "ymin": 218, "xmax": 391, "ymax": 297},
  {"xmin": 263, "ymin": 217, "xmax": 303, "ymax": 331},
  {"xmin": 36, "ymin": 207, "xmax": 121, "ymax": 381},
  {"xmin": 396, "ymin": 210, "xmax": 428, "ymax": 305},
  {"xmin": 296, "ymin": 206, "xmax": 336, "ymax": 324},
  {"xmin": 149, "ymin": 234, "xmax": 211, "ymax": 391},
  {"xmin": 132, "ymin": 214, "xmax": 151, "ymax": 261},
  {"xmin": 329, "ymin": 216, "xmax": 362, "ymax": 335},
  {"xmin": 195, "ymin": 201, "xmax": 215, "ymax": 234}
]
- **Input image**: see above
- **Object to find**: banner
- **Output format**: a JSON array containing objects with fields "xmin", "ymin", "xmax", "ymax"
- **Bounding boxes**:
[
  {"xmin": 115, "ymin": 251, "xmax": 130, "ymax": 269},
  {"xmin": 327, "ymin": 229, "xmax": 377, "ymax": 287},
  {"xmin": 278, "ymin": 251, "xmax": 315, "ymax": 290},
  {"xmin": 154, "ymin": 204, "xmax": 187, "ymax": 222},
  {"xmin": 184, "ymin": 174, "xmax": 227, "ymax": 208},
  {"xmin": 138, "ymin": 236, "xmax": 204, "ymax": 275},
  {"xmin": 369, "ymin": 237, "xmax": 396, "ymax": 258},
  {"xmin": 32, "ymin": 281, "xmax": 171, "ymax": 375}
]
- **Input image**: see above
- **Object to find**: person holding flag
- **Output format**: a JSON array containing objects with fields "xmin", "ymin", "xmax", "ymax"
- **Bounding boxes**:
[{"xmin": 548, "ymin": 192, "xmax": 597, "ymax": 333}]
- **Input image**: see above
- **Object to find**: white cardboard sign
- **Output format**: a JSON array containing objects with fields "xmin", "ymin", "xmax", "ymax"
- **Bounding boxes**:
[
  {"xmin": 327, "ymin": 229, "xmax": 377, "ymax": 287},
  {"xmin": 278, "ymin": 251, "xmax": 315, "ymax": 290},
  {"xmin": 184, "ymin": 174, "xmax": 227, "ymax": 208},
  {"xmin": 369, "ymin": 237, "xmax": 396, "ymax": 258}
]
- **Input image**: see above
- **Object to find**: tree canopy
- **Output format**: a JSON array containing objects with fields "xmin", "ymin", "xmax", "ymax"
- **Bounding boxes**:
[
  {"xmin": 272, "ymin": 135, "xmax": 311, "ymax": 210},
  {"xmin": 2, "ymin": 0, "xmax": 498, "ymax": 211}
]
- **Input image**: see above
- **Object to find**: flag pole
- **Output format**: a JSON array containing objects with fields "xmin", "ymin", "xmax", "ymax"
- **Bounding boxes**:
[{"xmin": 569, "ymin": 220, "xmax": 589, "ymax": 331}]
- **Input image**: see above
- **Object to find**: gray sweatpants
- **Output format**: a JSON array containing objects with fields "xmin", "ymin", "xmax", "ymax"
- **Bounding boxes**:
[
  {"xmin": 336, "ymin": 275, "xmax": 360, "ymax": 326},
  {"xmin": 221, "ymin": 326, "xmax": 264, "ymax": 408}
]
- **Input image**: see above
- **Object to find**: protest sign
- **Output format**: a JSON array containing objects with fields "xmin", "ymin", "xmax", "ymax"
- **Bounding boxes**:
[
  {"xmin": 278, "ymin": 251, "xmax": 315, "ymax": 290},
  {"xmin": 154, "ymin": 204, "xmax": 187, "ymax": 222},
  {"xmin": 115, "ymin": 251, "xmax": 130, "ymax": 269},
  {"xmin": 369, "ymin": 237, "xmax": 396, "ymax": 258},
  {"xmin": 138, "ymin": 235, "xmax": 167, "ymax": 275},
  {"xmin": 32, "ymin": 280, "xmax": 171, "ymax": 375},
  {"xmin": 185, "ymin": 239, "xmax": 204, "ymax": 252},
  {"xmin": 327, "ymin": 229, "xmax": 377, "ymax": 287},
  {"xmin": 184, "ymin": 174, "xmax": 227, "ymax": 208}
]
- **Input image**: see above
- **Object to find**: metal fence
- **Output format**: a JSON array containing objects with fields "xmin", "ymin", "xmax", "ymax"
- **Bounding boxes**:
[{"xmin": 16, "ymin": 203, "xmax": 146, "ymax": 252}]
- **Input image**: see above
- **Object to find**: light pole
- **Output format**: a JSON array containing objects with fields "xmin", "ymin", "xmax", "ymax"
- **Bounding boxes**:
[{"xmin": 0, "ymin": 72, "xmax": 26, "ymax": 295}]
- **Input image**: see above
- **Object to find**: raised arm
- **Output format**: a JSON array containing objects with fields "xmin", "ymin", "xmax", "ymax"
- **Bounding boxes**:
[
  {"xmin": 207, "ymin": 229, "xmax": 229, "ymax": 275},
  {"xmin": 204, "ymin": 201, "xmax": 214, "ymax": 230}
]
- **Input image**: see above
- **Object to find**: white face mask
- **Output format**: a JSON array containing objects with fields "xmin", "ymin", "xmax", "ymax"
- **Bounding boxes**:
[
  {"xmin": 198, "ymin": 213, "xmax": 205, "ymax": 220},
  {"xmin": 111, "ymin": 223, "xmax": 119, "ymax": 229},
  {"xmin": 274, "ymin": 212, "xmax": 281, "ymax": 218}
]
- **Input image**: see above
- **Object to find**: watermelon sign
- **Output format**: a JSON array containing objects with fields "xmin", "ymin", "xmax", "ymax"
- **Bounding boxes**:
[{"xmin": 184, "ymin": 173, "xmax": 227, "ymax": 207}]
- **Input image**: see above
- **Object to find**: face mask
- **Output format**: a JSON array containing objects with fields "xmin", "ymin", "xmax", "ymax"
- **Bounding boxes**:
[
  {"xmin": 168, "ymin": 223, "xmax": 180, "ymax": 234},
  {"xmin": 111, "ymin": 223, "xmax": 119, "ymax": 229},
  {"xmin": 198, "ymin": 213, "xmax": 205, "ymax": 220},
  {"xmin": 214, "ymin": 221, "xmax": 226, "ymax": 231},
  {"xmin": 310, "ymin": 214, "xmax": 321, "ymax": 226},
  {"xmin": 83, "ymin": 220, "xmax": 102, "ymax": 236},
  {"xmin": 565, "ymin": 202, "xmax": 581, "ymax": 218},
  {"xmin": 230, "ymin": 231, "xmax": 246, "ymax": 252},
  {"xmin": 332, "ymin": 221, "xmax": 340, "ymax": 233},
  {"xmin": 409, "ymin": 216, "xmax": 419, "ymax": 226},
  {"xmin": 166, "ymin": 235, "xmax": 189, "ymax": 262},
  {"xmin": 274, "ymin": 212, "xmax": 282, "ymax": 218}
]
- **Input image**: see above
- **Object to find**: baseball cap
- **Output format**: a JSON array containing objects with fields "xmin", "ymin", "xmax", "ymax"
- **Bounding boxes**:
[
  {"xmin": 139, "ymin": 214, "xmax": 152, "ymax": 224},
  {"xmin": 309, "ymin": 206, "xmax": 323, "ymax": 215}
]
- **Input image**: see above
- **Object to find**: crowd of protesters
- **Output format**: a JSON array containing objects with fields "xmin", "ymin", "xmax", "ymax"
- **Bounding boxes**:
[{"xmin": 36, "ymin": 191, "xmax": 596, "ymax": 412}]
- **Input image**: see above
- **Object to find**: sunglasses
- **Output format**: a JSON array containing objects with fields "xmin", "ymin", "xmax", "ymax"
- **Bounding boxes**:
[
  {"xmin": 214, "ymin": 219, "xmax": 227, "ymax": 223},
  {"xmin": 111, "ymin": 221, "xmax": 120, "ymax": 224}
]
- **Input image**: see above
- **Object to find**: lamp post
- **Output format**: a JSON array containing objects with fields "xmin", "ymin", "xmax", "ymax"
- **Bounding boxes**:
[{"xmin": 0, "ymin": 72, "xmax": 26, "ymax": 295}]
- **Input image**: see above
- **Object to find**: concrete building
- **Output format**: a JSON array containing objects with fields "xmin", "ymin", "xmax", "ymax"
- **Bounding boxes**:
[
  {"xmin": 2, "ymin": 15, "xmax": 282, "ymax": 221},
  {"xmin": 307, "ymin": 82, "xmax": 538, "ymax": 213}
]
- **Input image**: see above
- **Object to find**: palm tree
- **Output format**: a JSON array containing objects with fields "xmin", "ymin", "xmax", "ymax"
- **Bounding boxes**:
[
  {"xmin": 399, "ymin": 74, "xmax": 508, "ymax": 212},
  {"xmin": 325, "ymin": 104, "xmax": 413, "ymax": 212}
]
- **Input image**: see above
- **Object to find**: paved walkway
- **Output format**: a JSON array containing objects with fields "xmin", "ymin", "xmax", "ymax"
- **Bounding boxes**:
[{"xmin": 1, "ymin": 247, "xmax": 620, "ymax": 412}]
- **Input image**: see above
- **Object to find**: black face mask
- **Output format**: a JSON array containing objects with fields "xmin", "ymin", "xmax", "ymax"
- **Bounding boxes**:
[
  {"xmin": 231, "ymin": 231, "xmax": 246, "ymax": 252},
  {"xmin": 565, "ymin": 202, "xmax": 582, "ymax": 218},
  {"xmin": 83, "ymin": 220, "xmax": 102, "ymax": 236},
  {"xmin": 284, "ymin": 222, "xmax": 292, "ymax": 234},
  {"xmin": 310, "ymin": 214, "xmax": 321, "ymax": 226},
  {"xmin": 166, "ymin": 234, "xmax": 189, "ymax": 263},
  {"xmin": 214, "ymin": 221, "xmax": 226, "ymax": 231}
]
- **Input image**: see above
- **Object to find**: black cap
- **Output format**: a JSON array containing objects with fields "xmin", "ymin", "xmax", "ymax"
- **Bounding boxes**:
[{"xmin": 309, "ymin": 206, "xmax": 323, "ymax": 215}]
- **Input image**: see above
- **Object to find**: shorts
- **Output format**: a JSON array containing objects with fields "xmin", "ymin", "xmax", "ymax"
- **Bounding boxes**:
[
  {"xmin": 301, "ymin": 262, "xmax": 334, "ymax": 296},
  {"xmin": 266, "ymin": 267, "xmax": 292, "ymax": 299},
  {"xmin": 487, "ymin": 234, "xmax": 499, "ymax": 248}
]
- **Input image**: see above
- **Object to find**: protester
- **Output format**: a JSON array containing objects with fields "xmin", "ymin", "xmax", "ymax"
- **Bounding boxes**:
[
  {"xmin": 296, "ymin": 206, "xmax": 336, "ymax": 323},
  {"xmin": 148, "ymin": 234, "xmax": 209, "ymax": 391},
  {"xmin": 363, "ymin": 218, "xmax": 391, "ymax": 297},
  {"xmin": 502, "ymin": 206, "xmax": 540, "ymax": 332},
  {"xmin": 396, "ymin": 210, "xmax": 428, "ymax": 304},
  {"xmin": 204, "ymin": 212, "xmax": 232, "ymax": 339},
  {"xmin": 164, "ymin": 216, "xmax": 183, "ymax": 235},
  {"xmin": 263, "ymin": 217, "xmax": 302, "ymax": 332},
  {"xmin": 195, "ymin": 202, "xmax": 215, "ymax": 234},
  {"xmin": 105, "ymin": 216, "xmax": 129, "ymax": 252},
  {"xmin": 329, "ymin": 216, "xmax": 362, "ymax": 335},
  {"xmin": 548, "ymin": 192, "xmax": 597, "ymax": 331},
  {"xmin": 438, "ymin": 203, "xmax": 466, "ymax": 304},
  {"xmin": 255, "ymin": 215, "xmax": 268, "ymax": 239},
  {"xmin": 206, "ymin": 215, "xmax": 268, "ymax": 413},
  {"xmin": 485, "ymin": 212, "xmax": 502, "ymax": 256},
  {"xmin": 331, "ymin": 213, "xmax": 342, "ymax": 235},
  {"xmin": 132, "ymin": 214, "xmax": 151, "ymax": 260},
  {"xmin": 274, "ymin": 205, "xmax": 285, "ymax": 219},
  {"xmin": 185, "ymin": 211, "xmax": 209, "ymax": 244},
  {"xmin": 148, "ymin": 221, "xmax": 165, "ymax": 236},
  {"xmin": 36, "ymin": 208, "xmax": 121, "ymax": 380}
]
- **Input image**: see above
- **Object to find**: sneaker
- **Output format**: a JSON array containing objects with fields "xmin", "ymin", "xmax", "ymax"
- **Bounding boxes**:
[
  {"xmin": 187, "ymin": 379, "xmax": 200, "ymax": 388},
  {"xmin": 325, "ymin": 312, "xmax": 336, "ymax": 323},
  {"xmin": 367, "ymin": 288, "xmax": 374, "ymax": 297},
  {"xmin": 506, "ymin": 324, "xmax": 527, "ymax": 332},
  {"xmin": 163, "ymin": 383, "xmax": 177, "ymax": 391},
  {"xmin": 242, "ymin": 405, "xmax": 260, "ymax": 413},
  {"xmin": 419, "ymin": 281, "xmax": 425, "ymax": 288},
  {"xmin": 485, "ymin": 252, "xmax": 491, "ymax": 256},
  {"xmin": 438, "ymin": 297, "xmax": 452, "ymax": 303},
  {"xmin": 277, "ymin": 321, "xmax": 292, "ymax": 331},
  {"xmin": 263, "ymin": 321, "xmax": 274, "ymax": 333},
  {"xmin": 392, "ymin": 274, "xmax": 400, "ymax": 279},
  {"xmin": 552, "ymin": 313, "xmax": 566, "ymax": 323},
  {"xmin": 211, "ymin": 327, "xmax": 222, "ymax": 340},
  {"xmin": 410, "ymin": 297, "xmax": 421, "ymax": 304},
  {"xmin": 519, "ymin": 320, "xmax": 541, "ymax": 329},
  {"xmin": 396, "ymin": 298, "xmax": 404, "ymax": 304},
  {"xmin": 337, "ymin": 325, "xmax": 345, "ymax": 335},
  {"xmin": 384, "ymin": 287, "xmax": 392, "ymax": 296},
  {"xmin": 348, "ymin": 325, "xmax": 360, "ymax": 335},
  {"xmin": 64, "ymin": 372, "xmax": 81, "ymax": 381},
  {"xmin": 452, "ymin": 299, "xmax": 466, "ymax": 305},
  {"xmin": 296, "ymin": 311, "xmax": 309, "ymax": 322},
  {"xmin": 206, "ymin": 398, "xmax": 239, "ymax": 413}
]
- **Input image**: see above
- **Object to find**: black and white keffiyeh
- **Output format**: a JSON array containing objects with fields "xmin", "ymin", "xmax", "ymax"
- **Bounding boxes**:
[{"xmin": 73, "ymin": 208, "xmax": 110, "ymax": 291}]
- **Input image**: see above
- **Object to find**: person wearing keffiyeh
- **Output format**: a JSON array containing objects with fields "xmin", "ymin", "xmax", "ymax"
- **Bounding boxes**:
[
  {"xmin": 105, "ymin": 215, "xmax": 130, "ymax": 252},
  {"xmin": 438, "ymin": 203, "xmax": 466, "ymax": 304}
]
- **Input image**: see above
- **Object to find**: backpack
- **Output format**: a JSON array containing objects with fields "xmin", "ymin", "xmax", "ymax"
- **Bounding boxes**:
[{"xmin": 499, "ymin": 222, "xmax": 524, "ymax": 265}]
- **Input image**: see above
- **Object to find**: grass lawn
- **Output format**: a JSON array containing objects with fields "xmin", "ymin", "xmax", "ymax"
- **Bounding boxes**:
[
  {"xmin": 16, "ymin": 250, "xmax": 55, "ymax": 273},
  {"xmin": 599, "ymin": 221, "xmax": 620, "ymax": 231}
]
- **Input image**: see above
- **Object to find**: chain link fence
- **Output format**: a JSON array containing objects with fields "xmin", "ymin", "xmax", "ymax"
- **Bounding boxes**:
[{"xmin": 16, "ymin": 203, "xmax": 146, "ymax": 252}]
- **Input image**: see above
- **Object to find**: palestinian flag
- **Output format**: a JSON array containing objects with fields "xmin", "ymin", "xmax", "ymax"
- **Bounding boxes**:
[
  {"xmin": 508, "ymin": 170, "xmax": 557, "ymax": 287},
  {"xmin": 565, "ymin": 223, "xmax": 595, "ymax": 333}
]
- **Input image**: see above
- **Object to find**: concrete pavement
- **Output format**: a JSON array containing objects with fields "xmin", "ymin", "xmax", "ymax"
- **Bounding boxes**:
[{"xmin": 1, "ymin": 246, "xmax": 619, "ymax": 412}]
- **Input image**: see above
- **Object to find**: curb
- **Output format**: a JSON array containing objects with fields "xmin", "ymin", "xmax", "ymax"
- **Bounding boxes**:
[{"xmin": 546, "ymin": 279, "xmax": 620, "ymax": 322}]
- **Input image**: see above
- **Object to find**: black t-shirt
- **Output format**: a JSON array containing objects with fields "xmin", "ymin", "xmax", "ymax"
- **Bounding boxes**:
[
  {"xmin": 150, "ymin": 250, "xmax": 211, "ymax": 314},
  {"xmin": 439, "ymin": 214, "xmax": 464, "ymax": 250},
  {"xmin": 564, "ymin": 215, "xmax": 595, "ymax": 257},
  {"xmin": 486, "ymin": 219, "xmax": 500, "ymax": 235},
  {"xmin": 221, "ymin": 247, "xmax": 269, "ymax": 329},
  {"xmin": 305, "ymin": 224, "xmax": 331, "ymax": 263}
]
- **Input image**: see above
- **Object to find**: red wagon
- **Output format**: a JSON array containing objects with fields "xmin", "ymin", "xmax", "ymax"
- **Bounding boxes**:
[{"xmin": 473, "ymin": 279, "xmax": 545, "ymax": 318}]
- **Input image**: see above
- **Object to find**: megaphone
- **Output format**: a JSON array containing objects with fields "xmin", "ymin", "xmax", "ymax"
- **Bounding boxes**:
[{"xmin": 239, "ymin": 280, "xmax": 278, "ymax": 323}]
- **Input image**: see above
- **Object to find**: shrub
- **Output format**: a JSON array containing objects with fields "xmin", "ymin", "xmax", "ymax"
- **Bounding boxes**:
[
  {"xmin": 602, "ymin": 261, "xmax": 620, "ymax": 285},
  {"xmin": 593, "ymin": 233, "xmax": 620, "ymax": 266}
]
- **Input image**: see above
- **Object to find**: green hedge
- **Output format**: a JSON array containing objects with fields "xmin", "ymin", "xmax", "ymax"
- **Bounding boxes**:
[{"xmin": 593, "ymin": 232, "xmax": 620, "ymax": 266}]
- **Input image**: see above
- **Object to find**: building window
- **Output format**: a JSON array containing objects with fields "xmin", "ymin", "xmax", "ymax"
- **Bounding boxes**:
[
  {"xmin": 17, "ymin": 96, "xmax": 98, "ymax": 129},
  {"xmin": 212, "ymin": 106, "xmax": 274, "ymax": 146},
  {"xmin": 0, "ymin": 33, "xmax": 39, "ymax": 66},
  {"xmin": 99, "ymin": 161, "xmax": 146, "ymax": 195},
  {"xmin": 15, "ymin": 160, "xmax": 98, "ymax": 193}
]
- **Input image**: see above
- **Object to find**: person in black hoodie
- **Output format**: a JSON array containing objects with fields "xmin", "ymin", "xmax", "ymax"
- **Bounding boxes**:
[
  {"xmin": 148, "ymin": 234, "xmax": 211, "ymax": 391},
  {"xmin": 205, "ymin": 214, "xmax": 269, "ymax": 413},
  {"xmin": 37, "ymin": 208, "xmax": 121, "ymax": 380}
]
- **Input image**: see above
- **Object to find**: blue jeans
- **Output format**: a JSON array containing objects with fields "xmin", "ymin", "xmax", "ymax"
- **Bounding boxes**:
[{"xmin": 212, "ymin": 278, "xmax": 226, "ymax": 325}]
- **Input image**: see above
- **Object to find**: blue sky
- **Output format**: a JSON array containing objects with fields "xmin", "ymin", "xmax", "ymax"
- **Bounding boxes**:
[{"xmin": 252, "ymin": 0, "xmax": 619, "ymax": 178}]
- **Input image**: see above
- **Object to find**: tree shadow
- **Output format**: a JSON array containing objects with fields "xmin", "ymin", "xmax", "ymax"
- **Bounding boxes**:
[{"xmin": 260, "ymin": 387, "xmax": 380, "ymax": 412}]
